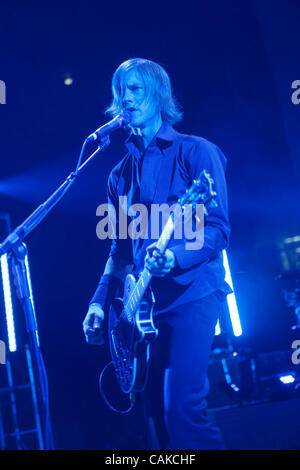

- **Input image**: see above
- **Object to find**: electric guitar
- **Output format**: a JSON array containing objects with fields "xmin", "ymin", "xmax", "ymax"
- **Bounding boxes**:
[{"xmin": 108, "ymin": 170, "xmax": 217, "ymax": 394}]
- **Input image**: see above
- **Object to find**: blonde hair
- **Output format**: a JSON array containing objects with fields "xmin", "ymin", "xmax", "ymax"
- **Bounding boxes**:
[{"xmin": 105, "ymin": 58, "xmax": 183, "ymax": 125}]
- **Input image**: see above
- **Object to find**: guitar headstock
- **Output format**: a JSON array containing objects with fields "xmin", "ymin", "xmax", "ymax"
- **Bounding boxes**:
[{"xmin": 178, "ymin": 170, "xmax": 218, "ymax": 214}]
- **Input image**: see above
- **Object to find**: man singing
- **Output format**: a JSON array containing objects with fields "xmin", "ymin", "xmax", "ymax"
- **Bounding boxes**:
[{"xmin": 82, "ymin": 58, "xmax": 231, "ymax": 449}]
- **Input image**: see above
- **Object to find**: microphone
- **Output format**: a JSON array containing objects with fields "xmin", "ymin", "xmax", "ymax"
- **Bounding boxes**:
[{"xmin": 86, "ymin": 111, "xmax": 131, "ymax": 143}]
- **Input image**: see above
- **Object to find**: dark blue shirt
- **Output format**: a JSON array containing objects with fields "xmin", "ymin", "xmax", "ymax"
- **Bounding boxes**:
[{"xmin": 106, "ymin": 122, "xmax": 232, "ymax": 314}]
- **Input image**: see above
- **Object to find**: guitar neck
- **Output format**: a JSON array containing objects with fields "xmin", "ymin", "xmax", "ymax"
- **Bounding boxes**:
[{"xmin": 124, "ymin": 216, "xmax": 175, "ymax": 314}]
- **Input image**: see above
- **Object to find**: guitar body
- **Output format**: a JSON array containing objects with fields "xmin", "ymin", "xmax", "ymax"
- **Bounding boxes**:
[{"xmin": 108, "ymin": 274, "xmax": 158, "ymax": 394}]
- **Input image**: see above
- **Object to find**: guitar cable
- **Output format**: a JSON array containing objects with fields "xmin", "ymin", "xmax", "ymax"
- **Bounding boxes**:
[{"xmin": 99, "ymin": 361, "xmax": 135, "ymax": 414}]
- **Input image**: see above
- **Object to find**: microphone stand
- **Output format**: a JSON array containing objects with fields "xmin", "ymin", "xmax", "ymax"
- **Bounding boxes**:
[{"xmin": 0, "ymin": 136, "xmax": 110, "ymax": 449}]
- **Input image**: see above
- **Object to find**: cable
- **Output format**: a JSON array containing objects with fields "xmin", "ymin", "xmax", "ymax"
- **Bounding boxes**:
[
  {"xmin": 39, "ymin": 349, "xmax": 55, "ymax": 449},
  {"xmin": 99, "ymin": 362, "xmax": 135, "ymax": 414}
]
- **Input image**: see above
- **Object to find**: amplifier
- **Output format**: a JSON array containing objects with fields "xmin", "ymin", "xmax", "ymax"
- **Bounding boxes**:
[{"xmin": 207, "ymin": 349, "xmax": 300, "ymax": 409}]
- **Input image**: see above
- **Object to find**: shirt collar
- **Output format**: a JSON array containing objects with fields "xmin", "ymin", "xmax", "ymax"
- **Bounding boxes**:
[
  {"xmin": 125, "ymin": 122, "xmax": 179, "ymax": 155},
  {"xmin": 155, "ymin": 121, "xmax": 180, "ymax": 143}
]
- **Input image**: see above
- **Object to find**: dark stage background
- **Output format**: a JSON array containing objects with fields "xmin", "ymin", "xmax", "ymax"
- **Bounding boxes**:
[{"xmin": 0, "ymin": 0, "xmax": 300, "ymax": 449}]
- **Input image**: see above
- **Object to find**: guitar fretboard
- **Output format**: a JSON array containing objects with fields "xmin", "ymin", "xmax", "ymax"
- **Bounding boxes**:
[{"xmin": 123, "ymin": 217, "xmax": 175, "ymax": 323}]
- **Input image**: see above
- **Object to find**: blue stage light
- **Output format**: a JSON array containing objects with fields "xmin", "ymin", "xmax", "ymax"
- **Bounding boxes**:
[
  {"xmin": 64, "ymin": 77, "xmax": 73, "ymax": 86},
  {"xmin": 0, "ymin": 253, "xmax": 17, "ymax": 352},
  {"xmin": 230, "ymin": 383, "xmax": 240, "ymax": 392},
  {"xmin": 279, "ymin": 374, "xmax": 295, "ymax": 384},
  {"xmin": 215, "ymin": 319, "xmax": 221, "ymax": 336}
]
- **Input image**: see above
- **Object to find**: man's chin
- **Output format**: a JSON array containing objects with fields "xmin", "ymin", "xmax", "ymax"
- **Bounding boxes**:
[{"xmin": 130, "ymin": 118, "xmax": 143, "ymax": 127}]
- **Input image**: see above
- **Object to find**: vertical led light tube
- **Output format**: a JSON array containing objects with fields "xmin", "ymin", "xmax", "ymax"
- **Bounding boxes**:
[
  {"xmin": 1, "ymin": 253, "xmax": 17, "ymax": 352},
  {"xmin": 215, "ymin": 250, "xmax": 242, "ymax": 337},
  {"xmin": 24, "ymin": 253, "xmax": 39, "ymax": 347},
  {"xmin": 223, "ymin": 250, "xmax": 242, "ymax": 336}
]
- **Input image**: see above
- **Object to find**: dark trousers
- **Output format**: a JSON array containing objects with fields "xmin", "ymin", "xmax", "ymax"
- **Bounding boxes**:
[{"xmin": 144, "ymin": 291, "xmax": 225, "ymax": 450}]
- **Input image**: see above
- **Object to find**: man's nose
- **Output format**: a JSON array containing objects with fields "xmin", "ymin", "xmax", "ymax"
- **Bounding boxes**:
[{"xmin": 122, "ymin": 89, "xmax": 134, "ymax": 107}]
